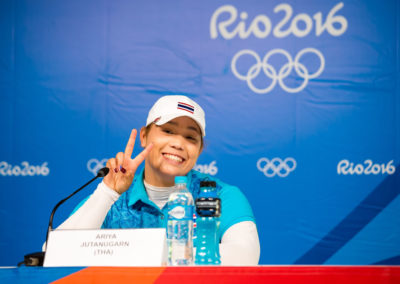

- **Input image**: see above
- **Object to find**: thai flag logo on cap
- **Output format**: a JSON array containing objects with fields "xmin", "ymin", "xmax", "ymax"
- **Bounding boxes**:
[{"xmin": 177, "ymin": 102, "xmax": 194, "ymax": 114}]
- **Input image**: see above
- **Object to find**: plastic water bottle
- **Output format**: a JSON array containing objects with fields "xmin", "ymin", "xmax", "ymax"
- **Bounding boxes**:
[
  {"xmin": 167, "ymin": 176, "xmax": 194, "ymax": 265},
  {"xmin": 195, "ymin": 181, "xmax": 221, "ymax": 265}
]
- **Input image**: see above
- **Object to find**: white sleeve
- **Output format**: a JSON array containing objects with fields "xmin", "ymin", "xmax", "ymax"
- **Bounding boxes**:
[
  {"xmin": 219, "ymin": 221, "xmax": 260, "ymax": 266},
  {"xmin": 56, "ymin": 181, "xmax": 120, "ymax": 230}
]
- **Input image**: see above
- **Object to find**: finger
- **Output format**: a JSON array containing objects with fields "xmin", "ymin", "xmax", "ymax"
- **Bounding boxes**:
[
  {"xmin": 104, "ymin": 159, "xmax": 117, "ymax": 189},
  {"xmin": 124, "ymin": 129, "xmax": 137, "ymax": 159},
  {"xmin": 116, "ymin": 152, "xmax": 124, "ymax": 169},
  {"xmin": 127, "ymin": 143, "xmax": 153, "ymax": 171},
  {"xmin": 107, "ymin": 158, "xmax": 117, "ymax": 173}
]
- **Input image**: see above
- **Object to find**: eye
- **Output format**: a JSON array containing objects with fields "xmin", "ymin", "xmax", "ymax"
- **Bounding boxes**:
[
  {"xmin": 186, "ymin": 136, "xmax": 199, "ymax": 142},
  {"xmin": 163, "ymin": 129, "xmax": 173, "ymax": 134}
]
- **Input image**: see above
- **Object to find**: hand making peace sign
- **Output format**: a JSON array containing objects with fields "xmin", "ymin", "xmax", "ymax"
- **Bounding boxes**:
[{"xmin": 103, "ymin": 129, "xmax": 153, "ymax": 194}]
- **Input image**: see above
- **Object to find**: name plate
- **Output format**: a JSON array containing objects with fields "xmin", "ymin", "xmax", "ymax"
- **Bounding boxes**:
[{"xmin": 43, "ymin": 228, "xmax": 167, "ymax": 267}]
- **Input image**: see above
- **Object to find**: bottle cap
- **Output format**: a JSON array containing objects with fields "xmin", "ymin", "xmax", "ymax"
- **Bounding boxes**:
[
  {"xmin": 200, "ymin": 181, "xmax": 216, "ymax": 187},
  {"xmin": 174, "ymin": 176, "xmax": 187, "ymax": 184}
]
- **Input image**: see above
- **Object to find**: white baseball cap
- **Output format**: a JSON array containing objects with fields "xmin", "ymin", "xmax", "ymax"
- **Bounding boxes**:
[{"xmin": 146, "ymin": 95, "xmax": 206, "ymax": 137}]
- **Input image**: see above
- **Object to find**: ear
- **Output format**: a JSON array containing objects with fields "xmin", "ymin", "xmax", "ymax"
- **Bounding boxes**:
[{"xmin": 140, "ymin": 126, "xmax": 147, "ymax": 148}]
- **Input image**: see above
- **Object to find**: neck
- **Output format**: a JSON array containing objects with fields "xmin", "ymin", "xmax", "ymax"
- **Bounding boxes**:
[
  {"xmin": 143, "ymin": 164, "xmax": 175, "ymax": 187},
  {"xmin": 143, "ymin": 180, "xmax": 176, "ymax": 210}
]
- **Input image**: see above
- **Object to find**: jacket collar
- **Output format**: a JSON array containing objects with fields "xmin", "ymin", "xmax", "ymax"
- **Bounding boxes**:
[{"xmin": 127, "ymin": 168, "xmax": 194, "ymax": 207}]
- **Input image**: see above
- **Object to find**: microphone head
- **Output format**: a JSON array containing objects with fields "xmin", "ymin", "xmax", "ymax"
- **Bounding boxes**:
[{"xmin": 97, "ymin": 167, "xmax": 110, "ymax": 177}]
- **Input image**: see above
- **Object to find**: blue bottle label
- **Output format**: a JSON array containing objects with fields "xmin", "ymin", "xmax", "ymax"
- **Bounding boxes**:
[{"xmin": 168, "ymin": 205, "xmax": 193, "ymax": 220}]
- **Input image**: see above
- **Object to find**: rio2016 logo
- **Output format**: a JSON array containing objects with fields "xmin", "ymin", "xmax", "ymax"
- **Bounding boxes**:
[
  {"xmin": 0, "ymin": 161, "xmax": 50, "ymax": 176},
  {"xmin": 337, "ymin": 159, "xmax": 396, "ymax": 175},
  {"xmin": 210, "ymin": 2, "xmax": 347, "ymax": 40},
  {"xmin": 194, "ymin": 161, "xmax": 218, "ymax": 176},
  {"xmin": 210, "ymin": 2, "xmax": 347, "ymax": 94}
]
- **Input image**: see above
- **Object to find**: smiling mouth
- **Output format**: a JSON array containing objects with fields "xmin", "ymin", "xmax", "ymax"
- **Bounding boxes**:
[{"xmin": 162, "ymin": 153, "xmax": 185, "ymax": 163}]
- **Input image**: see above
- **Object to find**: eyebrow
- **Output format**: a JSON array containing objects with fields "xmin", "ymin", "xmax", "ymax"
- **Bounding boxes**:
[{"xmin": 166, "ymin": 121, "xmax": 201, "ymax": 135}]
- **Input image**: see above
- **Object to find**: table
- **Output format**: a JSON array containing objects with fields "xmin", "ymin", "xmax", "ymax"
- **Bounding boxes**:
[{"xmin": 1, "ymin": 266, "xmax": 400, "ymax": 283}]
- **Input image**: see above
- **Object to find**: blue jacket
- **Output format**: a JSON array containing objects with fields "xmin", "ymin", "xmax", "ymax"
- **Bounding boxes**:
[{"xmin": 99, "ymin": 168, "xmax": 256, "ymax": 242}]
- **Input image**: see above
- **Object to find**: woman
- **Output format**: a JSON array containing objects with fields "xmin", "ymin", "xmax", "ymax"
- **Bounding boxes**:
[{"xmin": 58, "ymin": 95, "xmax": 260, "ymax": 265}]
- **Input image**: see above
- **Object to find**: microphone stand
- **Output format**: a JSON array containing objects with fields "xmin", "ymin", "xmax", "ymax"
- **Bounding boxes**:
[{"xmin": 19, "ymin": 167, "xmax": 109, "ymax": 266}]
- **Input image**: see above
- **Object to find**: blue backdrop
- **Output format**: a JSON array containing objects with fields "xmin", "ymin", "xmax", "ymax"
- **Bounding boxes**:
[{"xmin": 1, "ymin": 0, "xmax": 399, "ymax": 266}]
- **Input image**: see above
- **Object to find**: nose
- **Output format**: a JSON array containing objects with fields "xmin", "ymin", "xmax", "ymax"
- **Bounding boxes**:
[{"xmin": 169, "ymin": 135, "xmax": 185, "ymax": 151}]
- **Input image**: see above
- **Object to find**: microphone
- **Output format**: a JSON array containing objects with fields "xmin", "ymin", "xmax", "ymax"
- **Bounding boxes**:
[{"xmin": 19, "ymin": 167, "xmax": 109, "ymax": 266}]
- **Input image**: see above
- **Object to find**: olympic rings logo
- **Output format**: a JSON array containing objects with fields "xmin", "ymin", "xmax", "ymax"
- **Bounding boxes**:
[
  {"xmin": 87, "ymin": 158, "xmax": 108, "ymax": 176},
  {"xmin": 231, "ymin": 48, "xmax": 325, "ymax": 94},
  {"xmin": 257, "ymin": 157, "xmax": 297, "ymax": 177}
]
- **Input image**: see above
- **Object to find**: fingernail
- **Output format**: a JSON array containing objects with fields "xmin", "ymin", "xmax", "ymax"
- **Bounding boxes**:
[
  {"xmin": 114, "ymin": 168, "xmax": 119, "ymax": 173},
  {"xmin": 121, "ymin": 167, "xmax": 127, "ymax": 174}
]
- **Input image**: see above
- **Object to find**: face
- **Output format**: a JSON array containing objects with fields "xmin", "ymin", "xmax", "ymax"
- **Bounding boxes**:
[{"xmin": 140, "ymin": 116, "xmax": 203, "ymax": 187}]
